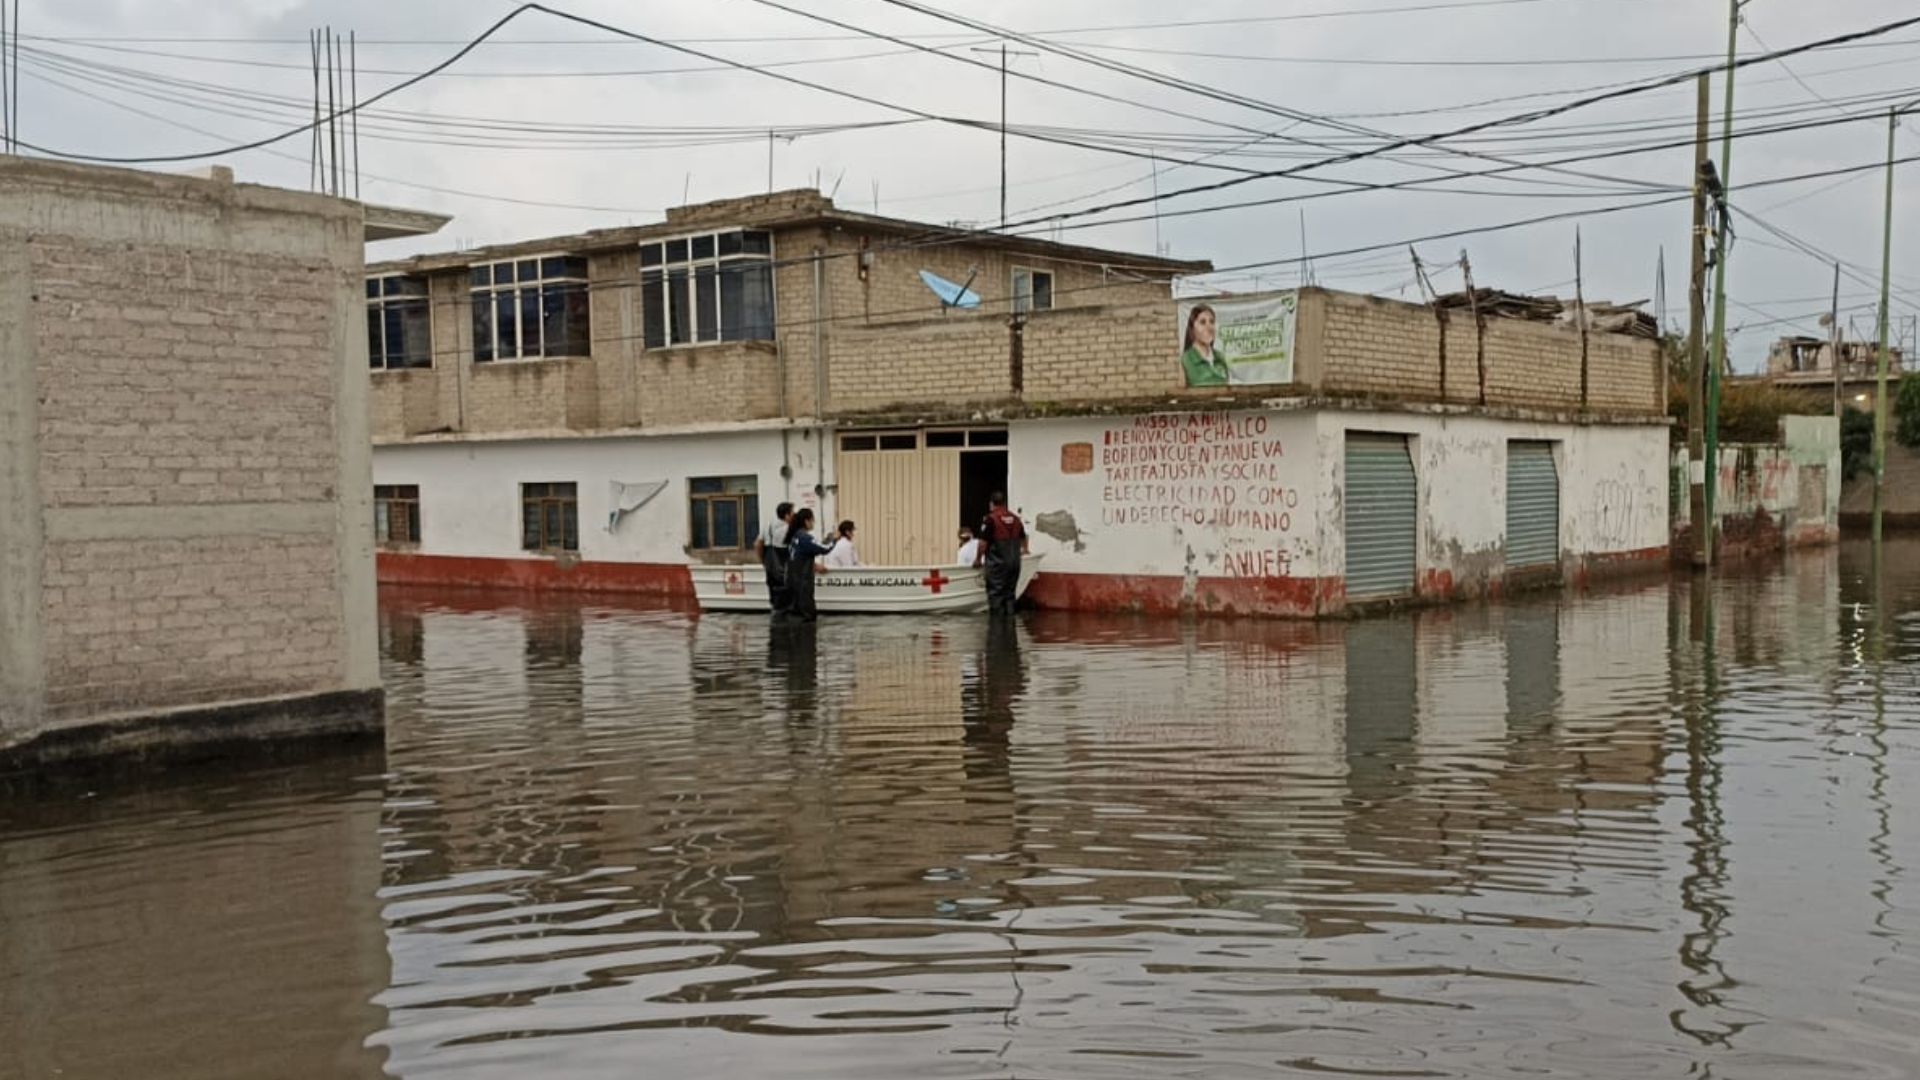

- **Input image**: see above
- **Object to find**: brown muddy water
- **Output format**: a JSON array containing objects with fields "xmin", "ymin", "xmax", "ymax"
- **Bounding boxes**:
[{"xmin": 3, "ymin": 542, "xmax": 1918, "ymax": 1079}]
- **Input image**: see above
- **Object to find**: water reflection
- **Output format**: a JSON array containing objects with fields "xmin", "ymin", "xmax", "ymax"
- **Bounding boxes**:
[{"xmin": 3, "ymin": 557, "xmax": 1920, "ymax": 1078}]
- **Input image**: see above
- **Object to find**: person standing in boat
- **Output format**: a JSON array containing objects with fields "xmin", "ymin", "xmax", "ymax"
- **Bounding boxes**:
[
  {"xmin": 974, "ymin": 493, "xmax": 1029, "ymax": 616},
  {"xmin": 955, "ymin": 525, "xmax": 981, "ymax": 567},
  {"xmin": 783, "ymin": 508, "xmax": 837, "ymax": 622},
  {"xmin": 823, "ymin": 520, "xmax": 861, "ymax": 568},
  {"xmin": 754, "ymin": 501, "xmax": 794, "ymax": 616}
]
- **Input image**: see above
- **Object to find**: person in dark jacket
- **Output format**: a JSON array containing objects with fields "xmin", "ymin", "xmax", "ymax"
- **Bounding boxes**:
[
  {"xmin": 754, "ymin": 501, "xmax": 794, "ymax": 616},
  {"xmin": 974, "ymin": 492, "xmax": 1029, "ymax": 616},
  {"xmin": 783, "ymin": 508, "xmax": 837, "ymax": 622}
]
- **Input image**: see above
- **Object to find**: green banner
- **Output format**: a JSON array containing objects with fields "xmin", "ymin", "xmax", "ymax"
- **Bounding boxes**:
[{"xmin": 1178, "ymin": 293, "xmax": 1298, "ymax": 388}]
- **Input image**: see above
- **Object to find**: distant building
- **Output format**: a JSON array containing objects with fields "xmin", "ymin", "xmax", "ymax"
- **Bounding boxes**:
[
  {"xmin": 0, "ymin": 159, "xmax": 446, "ymax": 767},
  {"xmin": 369, "ymin": 189, "xmax": 1670, "ymax": 617},
  {"xmin": 1762, "ymin": 334, "xmax": 1906, "ymax": 413}
]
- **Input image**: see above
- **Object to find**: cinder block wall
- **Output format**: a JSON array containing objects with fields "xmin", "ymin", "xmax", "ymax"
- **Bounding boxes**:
[
  {"xmin": 0, "ymin": 159, "xmax": 380, "ymax": 748},
  {"xmin": 1306, "ymin": 290, "xmax": 1664, "ymax": 415}
]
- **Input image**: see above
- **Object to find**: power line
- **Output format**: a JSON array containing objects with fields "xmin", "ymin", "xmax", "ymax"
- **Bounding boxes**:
[
  {"xmin": 18, "ymin": 0, "xmax": 1920, "ymax": 269},
  {"xmin": 11, "ymin": 6, "xmax": 1664, "ymax": 209},
  {"xmin": 857, "ymin": 0, "xmax": 1676, "ymax": 197},
  {"xmin": 3, "ymin": 1, "xmax": 1676, "ymax": 49},
  {"xmin": 359, "ymin": 151, "xmax": 1920, "ymax": 360},
  {"xmin": 937, "ymin": 12, "xmax": 1920, "ymax": 247}
]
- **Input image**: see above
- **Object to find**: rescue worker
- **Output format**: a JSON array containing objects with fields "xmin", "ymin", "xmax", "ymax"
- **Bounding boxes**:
[
  {"xmin": 974, "ymin": 492, "xmax": 1029, "ymax": 616},
  {"xmin": 783, "ymin": 508, "xmax": 837, "ymax": 622},
  {"xmin": 754, "ymin": 501, "xmax": 793, "ymax": 616}
]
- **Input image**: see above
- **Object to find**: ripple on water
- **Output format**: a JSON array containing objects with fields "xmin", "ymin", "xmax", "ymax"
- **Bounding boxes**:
[{"xmin": 5, "ymin": 553, "xmax": 1920, "ymax": 1078}]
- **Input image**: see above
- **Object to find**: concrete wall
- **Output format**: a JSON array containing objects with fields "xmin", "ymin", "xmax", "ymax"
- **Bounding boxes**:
[
  {"xmin": 371, "ymin": 426, "xmax": 832, "ymax": 591},
  {"xmin": 1011, "ymin": 406, "xmax": 1669, "ymax": 617},
  {"xmin": 1673, "ymin": 415, "xmax": 1842, "ymax": 555},
  {"xmin": 0, "ymin": 158, "xmax": 381, "ymax": 761}
]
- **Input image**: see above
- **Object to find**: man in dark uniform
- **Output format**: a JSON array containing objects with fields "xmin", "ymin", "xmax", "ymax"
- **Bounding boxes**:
[{"xmin": 974, "ymin": 492, "xmax": 1029, "ymax": 617}]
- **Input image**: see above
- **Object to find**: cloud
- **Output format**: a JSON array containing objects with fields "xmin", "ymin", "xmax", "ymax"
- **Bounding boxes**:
[{"xmin": 16, "ymin": 0, "xmax": 1920, "ymax": 370}]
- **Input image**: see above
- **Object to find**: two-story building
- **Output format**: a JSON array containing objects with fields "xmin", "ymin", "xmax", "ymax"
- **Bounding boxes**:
[{"xmin": 370, "ymin": 189, "xmax": 1672, "ymax": 617}]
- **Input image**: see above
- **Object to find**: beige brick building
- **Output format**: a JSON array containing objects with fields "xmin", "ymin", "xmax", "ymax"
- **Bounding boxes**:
[
  {"xmin": 0, "ymin": 159, "xmax": 445, "ymax": 766},
  {"xmin": 367, "ymin": 188, "xmax": 1671, "ymax": 616}
]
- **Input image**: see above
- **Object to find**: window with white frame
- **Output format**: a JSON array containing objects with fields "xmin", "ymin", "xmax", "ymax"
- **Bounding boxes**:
[
  {"xmin": 1012, "ymin": 267, "xmax": 1054, "ymax": 314},
  {"xmin": 366, "ymin": 275, "xmax": 432, "ymax": 369},
  {"xmin": 470, "ymin": 256, "xmax": 590, "ymax": 362},
  {"xmin": 640, "ymin": 230, "xmax": 775, "ymax": 349}
]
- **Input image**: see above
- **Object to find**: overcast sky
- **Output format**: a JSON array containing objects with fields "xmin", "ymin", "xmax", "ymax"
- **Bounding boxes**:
[{"xmin": 11, "ymin": 0, "xmax": 1920, "ymax": 370}]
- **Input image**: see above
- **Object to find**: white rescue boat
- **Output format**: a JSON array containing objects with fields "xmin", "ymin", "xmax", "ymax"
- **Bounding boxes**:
[{"xmin": 691, "ymin": 555, "xmax": 1043, "ymax": 614}]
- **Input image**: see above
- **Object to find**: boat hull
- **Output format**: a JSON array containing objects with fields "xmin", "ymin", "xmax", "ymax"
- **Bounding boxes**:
[{"xmin": 691, "ymin": 556, "xmax": 1043, "ymax": 614}]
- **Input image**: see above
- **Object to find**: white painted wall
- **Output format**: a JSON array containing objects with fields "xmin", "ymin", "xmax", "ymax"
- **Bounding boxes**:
[
  {"xmin": 373, "ymin": 428, "xmax": 831, "ymax": 564},
  {"xmin": 1311, "ymin": 411, "xmax": 1669, "ymax": 580},
  {"xmin": 1010, "ymin": 411, "xmax": 1324, "ymax": 580},
  {"xmin": 1012, "ymin": 407, "xmax": 1668, "ymax": 590}
]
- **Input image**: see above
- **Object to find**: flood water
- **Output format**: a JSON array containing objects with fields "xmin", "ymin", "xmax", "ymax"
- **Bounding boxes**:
[{"xmin": 4, "ymin": 543, "xmax": 1919, "ymax": 1079}]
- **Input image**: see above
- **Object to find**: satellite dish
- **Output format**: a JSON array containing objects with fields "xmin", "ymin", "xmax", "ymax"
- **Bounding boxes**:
[{"xmin": 919, "ymin": 269, "xmax": 982, "ymax": 311}]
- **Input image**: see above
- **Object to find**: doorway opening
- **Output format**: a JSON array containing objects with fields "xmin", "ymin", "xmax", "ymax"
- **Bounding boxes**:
[{"xmin": 959, "ymin": 448, "xmax": 1008, "ymax": 535}]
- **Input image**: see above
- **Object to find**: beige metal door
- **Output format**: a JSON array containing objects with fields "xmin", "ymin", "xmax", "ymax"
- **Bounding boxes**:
[{"xmin": 836, "ymin": 432, "xmax": 961, "ymax": 566}]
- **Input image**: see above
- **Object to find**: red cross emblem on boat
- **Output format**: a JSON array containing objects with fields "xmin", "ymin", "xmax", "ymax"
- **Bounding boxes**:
[{"xmin": 921, "ymin": 569, "xmax": 951, "ymax": 594}]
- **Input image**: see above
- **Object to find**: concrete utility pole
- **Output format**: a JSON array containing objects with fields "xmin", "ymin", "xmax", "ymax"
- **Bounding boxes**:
[
  {"xmin": 1687, "ymin": 73, "xmax": 1711, "ymax": 567},
  {"xmin": 971, "ymin": 44, "xmax": 1037, "ymax": 230},
  {"xmin": 1831, "ymin": 263, "xmax": 1843, "ymax": 421},
  {"xmin": 1873, "ymin": 98, "xmax": 1920, "ymax": 544},
  {"xmin": 1703, "ymin": 0, "xmax": 1746, "ymax": 567}
]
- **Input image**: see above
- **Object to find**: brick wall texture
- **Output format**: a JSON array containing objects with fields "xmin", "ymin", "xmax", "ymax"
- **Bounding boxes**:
[
  {"xmin": 1313, "ymin": 290, "xmax": 1662, "ymax": 414},
  {"xmin": 366, "ymin": 202, "xmax": 1661, "ymax": 437},
  {"xmin": 33, "ymin": 239, "xmax": 340, "ymax": 508},
  {"xmin": 4, "ymin": 163, "xmax": 369, "ymax": 728},
  {"xmin": 40, "ymin": 537, "xmax": 344, "ymax": 719},
  {"xmin": 370, "ymin": 209, "xmax": 1185, "ymax": 435}
]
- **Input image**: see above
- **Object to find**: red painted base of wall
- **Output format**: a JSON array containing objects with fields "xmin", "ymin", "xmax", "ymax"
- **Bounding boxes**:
[
  {"xmin": 1571, "ymin": 545, "xmax": 1669, "ymax": 588},
  {"xmin": 1024, "ymin": 571, "xmax": 1342, "ymax": 619},
  {"xmin": 379, "ymin": 549, "xmax": 1674, "ymax": 618},
  {"xmin": 377, "ymin": 552, "xmax": 693, "ymax": 596}
]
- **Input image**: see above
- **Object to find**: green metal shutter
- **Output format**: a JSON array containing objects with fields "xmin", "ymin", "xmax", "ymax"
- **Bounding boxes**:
[
  {"xmin": 1505, "ymin": 441, "xmax": 1560, "ymax": 569},
  {"xmin": 1344, "ymin": 433, "xmax": 1417, "ymax": 599}
]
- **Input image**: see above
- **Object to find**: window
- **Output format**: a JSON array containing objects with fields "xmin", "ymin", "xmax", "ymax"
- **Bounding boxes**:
[
  {"xmin": 521, "ymin": 482, "xmax": 579, "ymax": 552},
  {"xmin": 367, "ymin": 276, "xmax": 432, "ymax": 369},
  {"xmin": 688, "ymin": 475, "xmax": 759, "ymax": 552},
  {"xmin": 471, "ymin": 256, "xmax": 590, "ymax": 362},
  {"xmin": 1012, "ymin": 267, "xmax": 1054, "ymax": 314},
  {"xmin": 640, "ymin": 230, "xmax": 775, "ymax": 349},
  {"xmin": 374, "ymin": 485, "xmax": 421, "ymax": 545}
]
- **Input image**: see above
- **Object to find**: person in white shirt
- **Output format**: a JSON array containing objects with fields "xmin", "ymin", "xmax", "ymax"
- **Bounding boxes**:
[
  {"xmin": 822, "ymin": 520, "xmax": 861, "ymax": 568},
  {"xmin": 753, "ymin": 502, "xmax": 793, "ymax": 615},
  {"xmin": 955, "ymin": 526, "xmax": 981, "ymax": 567}
]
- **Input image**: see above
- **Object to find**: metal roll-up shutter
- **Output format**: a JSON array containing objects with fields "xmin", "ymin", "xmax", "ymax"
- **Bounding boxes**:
[
  {"xmin": 1505, "ymin": 441, "xmax": 1560, "ymax": 569},
  {"xmin": 1344, "ymin": 433, "xmax": 1418, "ymax": 599}
]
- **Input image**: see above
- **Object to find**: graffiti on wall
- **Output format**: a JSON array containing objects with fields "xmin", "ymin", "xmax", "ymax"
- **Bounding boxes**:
[
  {"xmin": 1590, "ymin": 464, "xmax": 1664, "ymax": 551},
  {"xmin": 1094, "ymin": 412, "xmax": 1302, "ymax": 577},
  {"xmin": 1718, "ymin": 455, "xmax": 1794, "ymax": 508}
]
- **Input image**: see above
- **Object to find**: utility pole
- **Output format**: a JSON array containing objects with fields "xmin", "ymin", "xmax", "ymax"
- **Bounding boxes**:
[
  {"xmin": 1703, "ymin": 0, "xmax": 1745, "ymax": 568},
  {"xmin": 1831, "ymin": 262, "xmax": 1843, "ymax": 421},
  {"xmin": 970, "ymin": 44, "xmax": 1037, "ymax": 230},
  {"xmin": 1873, "ymin": 100, "xmax": 1918, "ymax": 544},
  {"xmin": 1687, "ymin": 73, "xmax": 1711, "ymax": 567}
]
